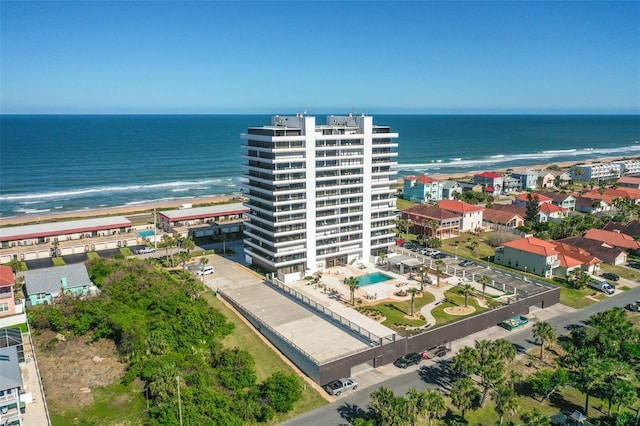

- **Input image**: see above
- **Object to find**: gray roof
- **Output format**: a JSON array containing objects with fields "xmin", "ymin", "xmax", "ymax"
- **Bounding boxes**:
[
  {"xmin": 22, "ymin": 264, "xmax": 91, "ymax": 296},
  {"xmin": 158, "ymin": 203, "xmax": 248, "ymax": 220},
  {"xmin": 0, "ymin": 216, "xmax": 131, "ymax": 241},
  {"xmin": 442, "ymin": 180, "xmax": 461, "ymax": 189},
  {"xmin": 0, "ymin": 346, "xmax": 22, "ymax": 391}
]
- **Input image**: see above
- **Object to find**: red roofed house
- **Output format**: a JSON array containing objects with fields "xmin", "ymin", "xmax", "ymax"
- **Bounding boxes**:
[
  {"xmin": 437, "ymin": 200, "xmax": 484, "ymax": 232},
  {"xmin": 553, "ymin": 242, "xmax": 602, "ymax": 275},
  {"xmin": 402, "ymin": 175, "xmax": 443, "ymax": 203},
  {"xmin": 617, "ymin": 176, "xmax": 640, "ymax": 189},
  {"xmin": 473, "ymin": 172, "xmax": 504, "ymax": 196},
  {"xmin": 539, "ymin": 203, "xmax": 570, "ymax": 222},
  {"xmin": 0, "ymin": 266, "xmax": 18, "ymax": 318},
  {"xmin": 495, "ymin": 236, "xmax": 561, "ymax": 278},
  {"xmin": 482, "ymin": 209, "xmax": 525, "ymax": 231},
  {"xmin": 583, "ymin": 228, "xmax": 640, "ymax": 252},
  {"xmin": 513, "ymin": 192, "xmax": 554, "ymax": 207},
  {"xmin": 400, "ymin": 205, "xmax": 461, "ymax": 239}
]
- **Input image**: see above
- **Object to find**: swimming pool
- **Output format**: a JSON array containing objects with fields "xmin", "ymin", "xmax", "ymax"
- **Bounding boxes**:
[
  {"xmin": 357, "ymin": 272, "xmax": 393, "ymax": 287},
  {"xmin": 138, "ymin": 230, "xmax": 155, "ymax": 238}
]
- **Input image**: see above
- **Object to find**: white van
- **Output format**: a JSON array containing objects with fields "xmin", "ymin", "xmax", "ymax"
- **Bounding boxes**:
[{"xmin": 198, "ymin": 266, "xmax": 214, "ymax": 276}]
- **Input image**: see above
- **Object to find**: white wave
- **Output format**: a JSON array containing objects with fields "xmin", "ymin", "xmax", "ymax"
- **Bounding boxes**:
[
  {"xmin": 0, "ymin": 178, "xmax": 229, "ymax": 202},
  {"xmin": 491, "ymin": 155, "xmax": 505, "ymax": 158},
  {"xmin": 14, "ymin": 208, "xmax": 51, "ymax": 214},
  {"xmin": 18, "ymin": 200, "xmax": 46, "ymax": 205},
  {"xmin": 451, "ymin": 158, "xmax": 462, "ymax": 161},
  {"xmin": 542, "ymin": 149, "xmax": 577, "ymax": 154}
]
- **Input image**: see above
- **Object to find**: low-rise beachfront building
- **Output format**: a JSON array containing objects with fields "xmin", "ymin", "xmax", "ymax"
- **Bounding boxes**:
[
  {"xmin": 22, "ymin": 264, "xmax": 94, "ymax": 307},
  {"xmin": 510, "ymin": 170, "xmax": 538, "ymax": 191},
  {"xmin": 0, "ymin": 346, "xmax": 24, "ymax": 425},
  {"xmin": 402, "ymin": 176, "xmax": 443, "ymax": 203},
  {"xmin": 473, "ymin": 172, "xmax": 503, "ymax": 196},
  {"xmin": 613, "ymin": 159, "xmax": 640, "ymax": 176},
  {"xmin": 617, "ymin": 176, "xmax": 640, "ymax": 189},
  {"xmin": 494, "ymin": 236, "xmax": 561, "ymax": 278},
  {"xmin": 437, "ymin": 200, "xmax": 484, "ymax": 232},
  {"xmin": 441, "ymin": 180, "xmax": 463, "ymax": 200},
  {"xmin": 157, "ymin": 203, "xmax": 249, "ymax": 239},
  {"xmin": 400, "ymin": 205, "xmax": 461, "ymax": 239},
  {"xmin": 570, "ymin": 162, "xmax": 621, "ymax": 182},
  {"xmin": 0, "ymin": 266, "xmax": 19, "ymax": 319},
  {"xmin": 0, "ymin": 217, "xmax": 136, "ymax": 264},
  {"xmin": 502, "ymin": 175, "xmax": 521, "ymax": 193}
]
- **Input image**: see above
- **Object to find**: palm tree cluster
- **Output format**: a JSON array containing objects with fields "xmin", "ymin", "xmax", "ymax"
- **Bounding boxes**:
[{"xmin": 367, "ymin": 387, "xmax": 446, "ymax": 426}]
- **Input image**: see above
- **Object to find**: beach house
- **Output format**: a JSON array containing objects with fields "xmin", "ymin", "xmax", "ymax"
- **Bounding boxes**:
[
  {"xmin": 0, "ymin": 346, "xmax": 24, "ymax": 425},
  {"xmin": 0, "ymin": 265, "xmax": 19, "ymax": 319},
  {"xmin": 402, "ymin": 175, "xmax": 443, "ymax": 203},
  {"xmin": 157, "ymin": 203, "xmax": 249, "ymax": 239},
  {"xmin": 437, "ymin": 200, "xmax": 484, "ymax": 232},
  {"xmin": 400, "ymin": 204, "xmax": 461, "ymax": 239},
  {"xmin": 22, "ymin": 264, "xmax": 93, "ymax": 306},
  {"xmin": 510, "ymin": 170, "xmax": 539, "ymax": 191},
  {"xmin": 473, "ymin": 172, "xmax": 503, "ymax": 196},
  {"xmin": 241, "ymin": 114, "xmax": 398, "ymax": 281},
  {"xmin": 494, "ymin": 236, "xmax": 561, "ymax": 278}
]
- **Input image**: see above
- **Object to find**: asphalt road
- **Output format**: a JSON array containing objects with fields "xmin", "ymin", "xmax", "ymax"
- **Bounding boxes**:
[{"xmin": 283, "ymin": 286, "xmax": 640, "ymax": 426}]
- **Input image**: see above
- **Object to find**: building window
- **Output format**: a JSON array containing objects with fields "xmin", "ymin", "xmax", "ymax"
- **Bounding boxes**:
[{"xmin": 0, "ymin": 302, "xmax": 9, "ymax": 312}]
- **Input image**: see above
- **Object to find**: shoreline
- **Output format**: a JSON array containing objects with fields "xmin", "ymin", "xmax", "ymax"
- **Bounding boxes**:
[{"xmin": 2, "ymin": 156, "xmax": 637, "ymax": 227}]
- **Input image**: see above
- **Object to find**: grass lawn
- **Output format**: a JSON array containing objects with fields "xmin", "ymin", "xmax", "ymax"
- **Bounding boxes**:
[
  {"xmin": 600, "ymin": 263, "xmax": 640, "ymax": 282},
  {"xmin": 52, "ymin": 257, "xmax": 65, "ymax": 266},
  {"xmin": 51, "ymin": 382, "xmax": 147, "ymax": 426},
  {"xmin": 201, "ymin": 291, "xmax": 327, "ymax": 424},
  {"xmin": 120, "ymin": 247, "xmax": 133, "ymax": 256},
  {"xmin": 87, "ymin": 252, "xmax": 101, "ymax": 260},
  {"xmin": 360, "ymin": 291, "xmax": 435, "ymax": 330},
  {"xmin": 558, "ymin": 286, "xmax": 597, "ymax": 309},
  {"xmin": 430, "ymin": 289, "xmax": 493, "ymax": 327}
]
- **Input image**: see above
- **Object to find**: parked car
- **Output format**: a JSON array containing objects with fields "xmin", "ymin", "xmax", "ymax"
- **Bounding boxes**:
[
  {"xmin": 323, "ymin": 378, "xmax": 359, "ymax": 396},
  {"xmin": 458, "ymin": 260, "xmax": 474, "ymax": 267},
  {"xmin": 198, "ymin": 266, "xmax": 215, "ymax": 276},
  {"xmin": 628, "ymin": 261, "xmax": 640, "ymax": 270},
  {"xmin": 601, "ymin": 272, "xmax": 620, "ymax": 281},
  {"xmin": 395, "ymin": 239, "xmax": 406, "ymax": 246},
  {"xmin": 433, "ymin": 252, "xmax": 448, "ymax": 259},
  {"xmin": 136, "ymin": 247, "xmax": 156, "ymax": 254},
  {"xmin": 626, "ymin": 301, "xmax": 640, "ymax": 312},
  {"xmin": 393, "ymin": 352, "xmax": 423, "ymax": 369},
  {"xmin": 428, "ymin": 250, "xmax": 441, "ymax": 257}
]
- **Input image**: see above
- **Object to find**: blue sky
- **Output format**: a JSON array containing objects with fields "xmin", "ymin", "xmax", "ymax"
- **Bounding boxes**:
[{"xmin": 1, "ymin": 1, "xmax": 639, "ymax": 114}]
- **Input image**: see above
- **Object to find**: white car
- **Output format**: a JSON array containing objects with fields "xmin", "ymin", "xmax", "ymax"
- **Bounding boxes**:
[{"xmin": 198, "ymin": 266, "xmax": 215, "ymax": 276}]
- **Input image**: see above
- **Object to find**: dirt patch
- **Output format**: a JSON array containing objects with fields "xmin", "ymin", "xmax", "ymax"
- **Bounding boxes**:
[
  {"xmin": 444, "ymin": 305, "xmax": 476, "ymax": 315},
  {"xmin": 33, "ymin": 330, "xmax": 127, "ymax": 409}
]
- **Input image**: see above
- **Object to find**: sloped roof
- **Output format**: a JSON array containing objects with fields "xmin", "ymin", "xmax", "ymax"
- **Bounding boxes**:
[
  {"xmin": 554, "ymin": 242, "xmax": 601, "ymax": 265},
  {"xmin": 438, "ymin": 200, "xmax": 484, "ymax": 213},
  {"xmin": 540, "ymin": 203, "xmax": 568, "ymax": 214},
  {"xmin": 532, "ymin": 191, "xmax": 576, "ymax": 203},
  {"xmin": 404, "ymin": 175, "xmax": 441, "ymax": 184},
  {"xmin": 493, "ymin": 203, "xmax": 528, "ymax": 217},
  {"xmin": 557, "ymin": 254, "xmax": 583, "ymax": 268},
  {"xmin": 0, "ymin": 265, "xmax": 14, "ymax": 287},
  {"xmin": 23, "ymin": 264, "xmax": 92, "ymax": 296},
  {"xmin": 617, "ymin": 176, "xmax": 640, "ymax": 186},
  {"xmin": 402, "ymin": 205, "xmax": 460, "ymax": 221},
  {"xmin": 475, "ymin": 172, "xmax": 502, "ymax": 178},
  {"xmin": 575, "ymin": 196, "xmax": 608, "ymax": 208},
  {"xmin": 603, "ymin": 220, "xmax": 640, "ymax": 237},
  {"xmin": 442, "ymin": 180, "xmax": 462, "ymax": 189},
  {"xmin": 0, "ymin": 346, "xmax": 22, "ymax": 391},
  {"xmin": 0, "ymin": 216, "xmax": 132, "ymax": 243},
  {"xmin": 559, "ymin": 236, "xmax": 625, "ymax": 264},
  {"xmin": 584, "ymin": 228, "xmax": 640, "ymax": 250},
  {"xmin": 502, "ymin": 236, "xmax": 558, "ymax": 256},
  {"xmin": 159, "ymin": 203, "xmax": 249, "ymax": 221},
  {"xmin": 515, "ymin": 193, "xmax": 553, "ymax": 203},
  {"xmin": 483, "ymin": 209, "xmax": 523, "ymax": 225}
]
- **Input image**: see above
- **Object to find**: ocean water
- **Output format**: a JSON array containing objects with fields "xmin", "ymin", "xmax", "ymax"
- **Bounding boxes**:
[{"xmin": 1, "ymin": 114, "xmax": 639, "ymax": 219}]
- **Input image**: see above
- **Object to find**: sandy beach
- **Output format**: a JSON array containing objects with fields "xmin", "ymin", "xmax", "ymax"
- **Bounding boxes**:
[{"xmin": 2, "ymin": 156, "xmax": 636, "ymax": 228}]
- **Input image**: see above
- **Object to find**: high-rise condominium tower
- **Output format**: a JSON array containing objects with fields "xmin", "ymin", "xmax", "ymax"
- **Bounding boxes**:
[{"xmin": 241, "ymin": 114, "xmax": 398, "ymax": 282}]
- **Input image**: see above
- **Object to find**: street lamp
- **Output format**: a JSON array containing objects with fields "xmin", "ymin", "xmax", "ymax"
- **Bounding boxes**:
[{"xmin": 524, "ymin": 266, "xmax": 528, "ymax": 281}]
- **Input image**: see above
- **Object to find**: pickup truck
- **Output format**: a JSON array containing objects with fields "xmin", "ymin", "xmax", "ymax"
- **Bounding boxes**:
[
  {"xmin": 499, "ymin": 316, "xmax": 529, "ymax": 331},
  {"xmin": 136, "ymin": 247, "xmax": 156, "ymax": 254},
  {"xmin": 323, "ymin": 378, "xmax": 358, "ymax": 396}
]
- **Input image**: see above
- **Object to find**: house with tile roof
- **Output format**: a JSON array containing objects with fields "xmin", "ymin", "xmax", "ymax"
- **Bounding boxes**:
[
  {"xmin": 513, "ymin": 192, "xmax": 554, "ymax": 207},
  {"xmin": 0, "ymin": 265, "xmax": 18, "ymax": 318},
  {"xmin": 603, "ymin": 220, "xmax": 640, "ymax": 238},
  {"xmin": 22, "ymin": 264, "xmax": 93, "ymax": 307},
  {"xmin": 617, "ymin": 176, "xmax": 640, "ymax": 189},
  {"xmin": 575, "ymin": 195, "xmax": 610, "ymax": 214},
  {"xmin": 539, "ymin": 203, "xmax": 570, "ymax": 223},
  {"xmin": 558, "ymin": 236, "xmax": 628, "ymax": 265},
  {"xmin": 402, "ymin": 175, "xmax": 443, "ymax": 203},
  {"xmin": 583, "ymin": 228, "xmax": 640, "ymax": 252},
  {"xmin": 473, "ymin": 172, "xmax": 503, "ymax": 196},
  {"xmin": 482, "ymin": 209, "xmax": 525, "ymax": 232},
  {"xmin": 494, "ymin": 236, "xmax": 561, "ymax": 278},
  {"xmin": 400, "ymin": 205, "xmax": 461, "ymax": 239},
  {"xmin": 437, "ymin": 200, "xmax": 484, "ymax": 232},
  {"xmin": 532, "ymin": 191, "xmax": 576, "ymax": 211},
  {"xmin": 553, "ymin": 242, "xmax": 602, "ymax": 275}
]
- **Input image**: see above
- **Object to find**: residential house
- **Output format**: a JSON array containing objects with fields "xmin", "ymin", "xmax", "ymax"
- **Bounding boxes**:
[
  {"xmin": 458, "ymin": 182, "xmax": 484, "ymax": 192},
  {"xmin": 510, "ymin": 170, "xmax": 539, "ymax": 191},
  {"xmin": 513, "ymin": 192, "xmax": 554, "ymax": 208},
  {"xmin": 583, "ymin": 228, "xmax": 640, "ymax": 252},
  {"xmin": 603, "ymin": 220, "xmax": 640, "ymax": 238},
  {"xmin": 494, "ymin": 236, "xmax": 561, "ymax": 278},
  {"xmin": 402, "ymin": 175, "xmax": 443, "ymax": 203},
  {"xmin": 617, "ymin": 176, "xmax": 640, "ymax": 189},
  {"xmin": 533, "ymin": 191, "xmax": 576, "ymax": 211},
  {"xmin": 539, "ymin": 172, "xmax": 558, "ymax": 189},
  {"xmin": 400, "ymin": 205, "xmax": 461, "ymax": 239},
  {"xmin": 482, "ymin": 209, "xmax": 525, "ymax": 232},
  {"xmin": 437, "ymin": 200, "xmax": 484, "ymax": 232},
  {"xmin": 553, "ymin": 242, "xmax": 602, "ymax": 275},
  {"xmin": 473, "ymin": 172, "xmax": 503, "ymax": 196},
  {"xmin": 0, "ymin": 266, "xmax": 18, "ymax": 318},
  {"xmin": 539, "ymin": 203, "xmax": 570, "ymax": 223},
  {"xmin": 502, "ymin": 175, "xmax": 521, "ymax": 193},
  {"xmin": 23, "ymin": 264, "xmax": 93, "ymax": 306},
  {"xmin": 574, "ymin": 196, "xmax": 610, "ymax": 214},
  {"xmin": 441, "ymin": 180, "xmax": 463, "ymax": 200},
  {"xmin": 493, "ymin": 203, "xmax": 527, "ymax": 217},
  {"xmin": 559, "ymin": 236, "xmax": 627, "ymax": 266},
  {"xmin": 0, "ymin": 345, "xmax": 24, "ymax": 425}
]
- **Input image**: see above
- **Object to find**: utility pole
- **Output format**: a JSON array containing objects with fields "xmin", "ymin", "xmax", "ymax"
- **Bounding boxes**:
[
  {"xmin": 177, "ymin": 375, "xmax": 183, "ymax": 426},
  {"xmin": 153, "ymin": 208, "xmax": 158, "ymax": 250}
]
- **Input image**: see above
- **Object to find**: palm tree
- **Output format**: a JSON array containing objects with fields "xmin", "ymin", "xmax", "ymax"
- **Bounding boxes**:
[
  {"xmin": 199, "ymin": 256, "xmax": 209, "ymax": 271},
  {"xmin": 406, "ymin": 388, "xmax": 427, "ymax": 426},
  {"xmin": 435, "ymin": 259, "xmax": 445, "ymax": 287},
  {"xmin": 493, "ymin": 384, "xmax": 518, "ymax": 425},
  {"xmin": 423, "ymin": 390, "xmax": 446, "ymax": 426},
  {"xmin": 344, "ymin": 276, "xmax": 360, "ymax": 305},
  {"xmin": 532, "ymin": 321, "xmax": 557, "ymax": 361},
  {"xmin": 521, "ymin": 407, "xmax": 550, "ymax": 426},
  {"xmin": 181, "ymin": 236, "xmax": 195, "ymax": 267},
  {"xmin": 457, "ymin": 282, "xmax": 475, "ymax": 307},
  {"xmin": 419, "ymin": 266, "xmax": 429, "ymax": 291},
  {"xmin": 450, "ymin": 377, "xmax": 479, "ymax": 419},
  {"xmin": 160, "ymin": 234, "xmax": 176, "ymax": 266},
  {"xmin": 428, "ymin": 220, "xmax": 439, "ymax": 240},
  {"xmin": 451, "ymin": 346, "xmax": 479, "ymax": 378},
  {"xmin": 480, "ymin": 275, "xmax": 490, "ymax": 299},
  {"xmin": 407, "ymin": 287, "xmax": 419, "ymax": 317}
]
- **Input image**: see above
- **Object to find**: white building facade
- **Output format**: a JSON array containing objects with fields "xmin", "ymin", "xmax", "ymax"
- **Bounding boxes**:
[{"xmin": 241, "ymin": 114, "xmax": 398, "ymax": 282}]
